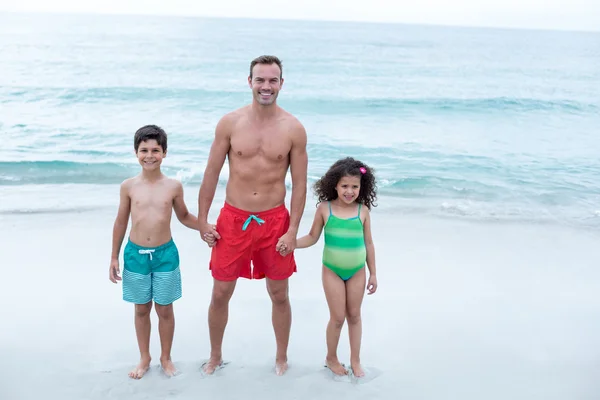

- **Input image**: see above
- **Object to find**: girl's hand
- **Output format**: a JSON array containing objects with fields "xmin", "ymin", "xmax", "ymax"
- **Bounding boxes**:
[{"xmin": 367, "ymin": 274, "xmax": 378, "ymax": 295}]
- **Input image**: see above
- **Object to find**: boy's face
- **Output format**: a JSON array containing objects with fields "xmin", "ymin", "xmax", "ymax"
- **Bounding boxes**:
[{"xmin": 136, "ymin": 139, "xmax": 165, "ymax": 171}]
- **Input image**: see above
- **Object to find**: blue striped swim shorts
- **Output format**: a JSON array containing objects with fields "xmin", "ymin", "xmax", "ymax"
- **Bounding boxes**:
[{"xmin": 122, "ymin": 238, "xmax": 182, "ymax": 305}]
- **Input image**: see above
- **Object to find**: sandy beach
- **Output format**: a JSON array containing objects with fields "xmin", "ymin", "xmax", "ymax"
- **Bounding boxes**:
[{"xmin": 1, "ymin": 187, "xmax": 599, "ymax": 400}]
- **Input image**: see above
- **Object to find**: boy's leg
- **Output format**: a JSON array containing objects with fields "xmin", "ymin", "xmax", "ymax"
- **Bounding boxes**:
[
  {"xmin": 345, "ymin": 267, "xmax": 367, "ymax": 377},
  {"xmin": 151, "ymin": 241, "xmax": 182, "ymax": 377},
  {"xmin": 122, "ymin": 240, "xmax": 153, "ymax": 379},
  {"xmin": 155, "ymin": 303, "xmax": 177, "ymax": 376},
  {"xmin": 130, "ymin": 301, "xmax": 153, "ymax": 379},
  {"xmin": 322, "ymin": 266, "xmax": 348, "ymax": 376}
]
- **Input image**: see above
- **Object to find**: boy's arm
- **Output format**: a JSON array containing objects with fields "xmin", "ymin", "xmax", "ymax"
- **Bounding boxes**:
[
  {"xmin": 296, "ymin": 203, "xmax": 325, "ymax": 249},
  {"xmin": 198, "ymin": 115, "xmax": 231, "ymax": 241},
  {"xmin": 363, "ymin": 208, "xmax": 378, "ymax": 294},
  {"xmin": 109, "ymin": 181, "xmax": 131, "ymax": 283},
  {"xmin": 173, "ymin": 181, "xmax": 198, "ymax": 230}
]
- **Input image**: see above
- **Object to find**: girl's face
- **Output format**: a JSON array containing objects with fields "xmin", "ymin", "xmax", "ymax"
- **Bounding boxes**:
[{"xmin": 335, "ymin": 175, "xmax": 361, "ymax": 204}]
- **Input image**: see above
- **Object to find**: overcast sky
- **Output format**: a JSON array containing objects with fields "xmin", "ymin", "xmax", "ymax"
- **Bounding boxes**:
[{"xmin": 0, "ymin": 0, "xmax": 598, "ymax": 31}]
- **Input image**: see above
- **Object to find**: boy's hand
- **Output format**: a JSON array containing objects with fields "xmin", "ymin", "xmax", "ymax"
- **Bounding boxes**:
[
  {"xmin": 200, "ymin": 222, "xmax": 220, "ymax": 247},
  {"xmin": 109, "ymin": 258, "xmax": 122, "ymax": 283},
  {"xmin": 367, "ymin": 274, "xmax": 378, "ymax": 295}
]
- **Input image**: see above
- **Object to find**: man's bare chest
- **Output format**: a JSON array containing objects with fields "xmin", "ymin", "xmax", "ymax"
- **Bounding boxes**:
[{"xmin": 230, "ymin": 129, "xmax": 291, "ymax": 162}]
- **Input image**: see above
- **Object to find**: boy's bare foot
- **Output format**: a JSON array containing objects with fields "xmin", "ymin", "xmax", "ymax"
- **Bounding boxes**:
[
  {"xmin": 160, "ymin": 358, "xmax": 178, "ymax": 377},
  {"xmin": 325, "ymin": 357, "xmax": 348, "ymax": 376},
  {"xmin": 201, "ymin": 357, "xmax": 222, "ymax": 375},
  {"xmin": 351, "ymin": 361, "xmax": 365, "ymax": 378},
  {"xmin": 275, "ymin": 359, "xmax": 288, "ymax": 376},
  {"xmin": 129, "ymin": 356, "xmax": 151, "ymax": 379}
]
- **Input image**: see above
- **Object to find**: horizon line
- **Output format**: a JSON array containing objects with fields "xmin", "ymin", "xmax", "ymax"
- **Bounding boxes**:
[{"xmin": 2, "ymin": 10, "xmax": 599, "ymax": 34}]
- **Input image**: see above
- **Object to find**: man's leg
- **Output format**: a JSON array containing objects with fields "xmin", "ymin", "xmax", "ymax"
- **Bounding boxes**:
[
  {"xmin": 266, "ymin": 277, "xmax": 291, "ymax": 376},
  {"xmin": 203, "ymin": 278, "xmax": 237, "ymax": 374},
  {"xmin": 130, "ymin": 301, "xmax": 153, "ymax": 379},
  {"xmin": 155, "ymin": 303, "xmax": 177, "ymax": 376}
]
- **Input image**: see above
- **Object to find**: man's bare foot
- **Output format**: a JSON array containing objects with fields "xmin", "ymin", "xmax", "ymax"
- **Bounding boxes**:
[
  {"xmin": 275, "ymin": 360, "xmax": 288, "ymax": 376},
  {"xmin": 351, "ymin": 361, "xmax": 365, "ymax": 378},
  {"xmin": 129, "ymin": 356, "xmax": 151, "ymax": 379},
  {"xmin": 325, "ymin": 357, "xmax": 348, "ymax": 376},
  {"xmin": 201, "ymin": 357, "xmax": 222, "ymax": 375},
  {"xmin": 160, "ymin": 358, "xmax": 178, "ymax": 377}
]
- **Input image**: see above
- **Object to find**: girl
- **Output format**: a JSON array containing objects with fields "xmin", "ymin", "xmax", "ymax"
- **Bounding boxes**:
[{"xmin": 294, "ymin": 157, "xmax": 378, "ymax": 378}]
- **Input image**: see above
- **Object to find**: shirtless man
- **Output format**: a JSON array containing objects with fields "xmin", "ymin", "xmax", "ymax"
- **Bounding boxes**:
[
  {"xmin": 198, "ymin": 55, "xmax": 308, "ymax": 376},
  {"xmin": 109, "ymin": 125, "xmax": 199, "ymax": 379}
]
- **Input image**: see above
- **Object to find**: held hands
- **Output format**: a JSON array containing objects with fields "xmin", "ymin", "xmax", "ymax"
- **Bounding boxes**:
[
  {"xmin": 276, "ymin": 230, "xmax": 297, "ymax": 257},
  {"xmin": 200, "ymin": 222, "xmax": 220, "ymax": 247},
  {"xmin": 367, "ymin": 274, "xmax": 378, "ymax": 295},
  {"xmin": 109, "ymin": 258, "xmax": 121, "ymax": 283}
]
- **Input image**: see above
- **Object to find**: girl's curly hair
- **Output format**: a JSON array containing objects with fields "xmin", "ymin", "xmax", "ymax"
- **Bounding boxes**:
[{"xmin": 313, "ymin": 157, "xmax": 378, "ymax": 210}]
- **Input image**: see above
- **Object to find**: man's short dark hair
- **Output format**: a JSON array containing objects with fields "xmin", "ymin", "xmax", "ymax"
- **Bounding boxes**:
[
  {"xmin": 249, "ymin": 55, "xmax": 283, "ymax": 79},
  {"xmin": 134, "ymin": 125, "xmax": 167, "ymax": 152}
]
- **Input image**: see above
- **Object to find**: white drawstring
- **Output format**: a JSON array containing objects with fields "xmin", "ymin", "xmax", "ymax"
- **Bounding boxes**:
[{"xmin": 138, "ymin": 249, "xmax": 155, "ymax": 260}]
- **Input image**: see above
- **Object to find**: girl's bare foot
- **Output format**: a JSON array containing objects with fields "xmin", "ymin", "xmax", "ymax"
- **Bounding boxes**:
[
  {"xmin": 275, "ymin": 360, "xmax": 288, "ymax": 376},
  {"xmin": 351, "ymin": 361, "xmax": 365, "ymax": 378},
  {"xmin": 201, "ymin": 357, "xmax": 223, "ymax": 375},
  {"xmin": 129, "ymin": 356, "xmax": 151, "ymax": 379},
  {"xmin": 325, "ymin": 357, "xmax": 348, "ymax": 376},
  {"xmin": 160, "ymin": 358, "xmax": 178, "ymax": 377}
]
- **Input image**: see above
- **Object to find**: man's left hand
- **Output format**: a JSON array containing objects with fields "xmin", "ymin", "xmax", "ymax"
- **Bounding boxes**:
[{"xmin": 276, "ymin": 230, "xmax": 297, "ymax": 257}]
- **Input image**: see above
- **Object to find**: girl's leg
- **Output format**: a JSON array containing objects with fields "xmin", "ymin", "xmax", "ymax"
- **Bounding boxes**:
[
  {"xmin": 346, "ymin": 267, "xmax": 367, "ymax": 377},
  {"xmin": 130, "ymin": 301, "xmax": 153, "ymax": 379},
  {"xmin": 322, "ymin": 265, "xmax": 348, "ymax": 375}
]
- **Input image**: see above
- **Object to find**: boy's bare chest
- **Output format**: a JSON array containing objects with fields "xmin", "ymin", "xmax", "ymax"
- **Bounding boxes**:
[{"xmin": 130, "ymin": 187, "xmax": 173, "ymax": 212}]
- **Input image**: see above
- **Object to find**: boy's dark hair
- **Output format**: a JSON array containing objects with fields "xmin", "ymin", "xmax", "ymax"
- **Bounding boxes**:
[
  {"xmin": 249, "ymin": 55, "xmax": 283, "ymax": 79},
  {"xmin": 134, "ymin": 125, "xmax": 167, "ymax": 152},
  {"xmin": 313, "ymin": 157, "xmax": 378, "ymax": 210}
]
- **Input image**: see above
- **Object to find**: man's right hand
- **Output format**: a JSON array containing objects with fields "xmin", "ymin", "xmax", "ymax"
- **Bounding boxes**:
[
  {"xmin": 109, "ymin": 258, "xmax": 121, "ymax": 283},
  {"xmin": 200, "ymin": 222, "xmax": 221, "ymax": 247}
]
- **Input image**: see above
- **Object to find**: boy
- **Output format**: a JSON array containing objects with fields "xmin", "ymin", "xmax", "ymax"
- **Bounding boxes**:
[{"xmin": 109, "ymin": 125, "xmax": 198, "ymax": 379}]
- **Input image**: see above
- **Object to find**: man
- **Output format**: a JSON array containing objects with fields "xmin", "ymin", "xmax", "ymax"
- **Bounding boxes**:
[{"xmin": 198, "ymin": 55, "xmax": 308, "ymax": 376}]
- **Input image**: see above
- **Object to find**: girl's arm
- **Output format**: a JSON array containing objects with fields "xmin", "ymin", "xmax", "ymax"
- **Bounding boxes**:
[
  {"xmin": 296, "ymin": 203, "xmax": 326, "ymax": 249},
  {"xmin": 363, "ymin": 208, "xmax": 378, "ymax": 294}
]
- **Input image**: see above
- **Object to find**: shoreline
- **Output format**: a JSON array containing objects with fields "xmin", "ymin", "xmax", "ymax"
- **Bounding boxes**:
[{"xmin": 1, "ymin": 182, "xmax": 598, "ymax": 235}]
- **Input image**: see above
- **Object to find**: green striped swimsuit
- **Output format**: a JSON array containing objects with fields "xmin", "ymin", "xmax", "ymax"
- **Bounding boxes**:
[{"xmin": 322, "ymin": 201, "xmax": 367, "ymax": 280}]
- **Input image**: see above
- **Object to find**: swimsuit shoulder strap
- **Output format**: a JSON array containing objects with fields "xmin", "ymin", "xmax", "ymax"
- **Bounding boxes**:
[
  {"xmin": 358, "ymin": 203, "xmax": 362, "ymax": 217},
  {"xmin": 328, "ymin": 201, "xmax": 333, "ymax": 216}
]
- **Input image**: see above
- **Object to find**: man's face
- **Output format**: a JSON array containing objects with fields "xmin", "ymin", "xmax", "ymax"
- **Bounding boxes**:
[{"xmin": 248, "ymin": 63, "xmax": 283, "ymax": 106}]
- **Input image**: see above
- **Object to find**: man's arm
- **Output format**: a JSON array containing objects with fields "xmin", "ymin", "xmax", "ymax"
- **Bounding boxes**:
[
  {"xmin": 198, "ymin": 115, "xmax": 232, "ymax": 234},
  {"xmin": 287, "ymin": 121, "xmax": 308, "ymax": 235}
]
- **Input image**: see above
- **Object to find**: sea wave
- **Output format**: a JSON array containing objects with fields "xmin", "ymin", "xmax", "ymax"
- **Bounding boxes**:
[{"xmin": 2, "ymin": 86, "xmax": 596, "ymax": 115}]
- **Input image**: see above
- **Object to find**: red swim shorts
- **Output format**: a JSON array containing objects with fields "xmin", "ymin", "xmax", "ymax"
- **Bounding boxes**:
[{"xmin": 209, "ymin": 202, "xmax": 297, "ymax": 281}]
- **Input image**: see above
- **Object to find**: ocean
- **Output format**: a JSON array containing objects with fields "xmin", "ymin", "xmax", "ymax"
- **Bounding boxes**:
[{"xmin": 1, "ymin": 13, "xmax": 600, "ymax": 229}]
